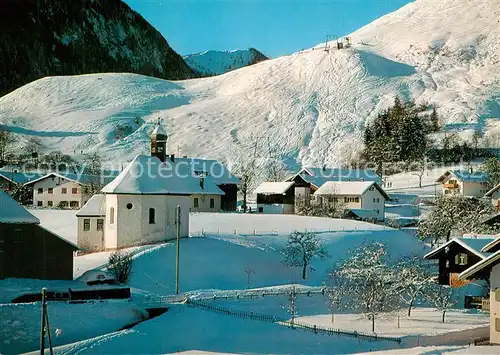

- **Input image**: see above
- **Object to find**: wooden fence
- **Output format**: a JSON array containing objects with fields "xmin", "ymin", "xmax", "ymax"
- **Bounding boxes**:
[{"xmin": 187, "ymin": 299, "xmax": 402, "ymax": 344}]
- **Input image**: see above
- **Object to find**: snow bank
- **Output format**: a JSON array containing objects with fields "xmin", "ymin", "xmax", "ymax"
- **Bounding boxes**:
[{"xmin": 0, "ymin": 300, "xmax": 146, "ymax": 354}]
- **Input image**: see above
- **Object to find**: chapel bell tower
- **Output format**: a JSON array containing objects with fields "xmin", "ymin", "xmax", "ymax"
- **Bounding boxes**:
[{"xmin": 151, "ymin": 118, "xmax": 168, "ymax": 162}]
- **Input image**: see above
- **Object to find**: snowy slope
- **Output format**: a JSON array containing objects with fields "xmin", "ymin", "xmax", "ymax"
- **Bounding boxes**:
[
  {"xmin": 0, "ymin": 0, "xmax": 498, "ymax": 167},
  {"xmin": 184, "ymin": 48, "xmax": 269, "ymax": 76}
]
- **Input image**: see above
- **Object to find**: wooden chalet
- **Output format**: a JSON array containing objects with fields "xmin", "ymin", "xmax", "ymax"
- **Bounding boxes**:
[{"xmin": 424, "ymin": 237, "xmax": 496, "ymax": 286}]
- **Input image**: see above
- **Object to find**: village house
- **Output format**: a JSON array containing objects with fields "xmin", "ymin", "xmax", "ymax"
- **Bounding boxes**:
[
  {"xmin": 313, "ymin": 181, "xmax": 388, "ymax": 221},
  {"xmin": 254, "ymin": 182, "xmax": 295, "ymax": 214},
  {"xmin": 424, "ymin": 236, "xmax": 496, "ymax": 286},
  {"xmin": 458, "ymin": 241, "xmax": 500, "ymax": 344},
  {"xmin": 25, "ymin": 172, "xmax": 93, "ymax": 209},
  {"xmin": 424, "ymin": 236, "xmax": 495, "ymax": 308},
  {"xmin": 0, "ymin": 169, "xmax": 41, "ymax": 194},
  {"xmin": 76, "ymin": 123, "xmax": 228, "ymax": 251},
  {"xmin": 0, "ymin": 191, "xmax": 77, "ymax": 280},
  {"xmin": 485, "ymin": 183, "xmax": 500, "ymax": 211},
  {"xmin": 285, "ymin": 167, "xmax": 381, "ymax": 204},
  {"xmin": 436, "ymin": 169, "xmax": 489, "ymax": 198}
]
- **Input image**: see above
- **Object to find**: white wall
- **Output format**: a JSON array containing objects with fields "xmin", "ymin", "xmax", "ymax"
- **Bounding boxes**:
[
  {"xmin": 104, "ymin": 194, "xmax": 191, "ymax": 249},
  {"xmin": 360, "ymin": 187, "xmax": 386, "ymax": 221},
  {"xmin": 190, "ymin": 194, "xmax": 221, "ymax": 212},
  {"xmin": 77, "ymin": 216, "xmax": 105, "ymax": 251},
  {"xmin": 490, "ymin": 264, "xmax": 500, "ymax": 344},
  {"xmin": 104, "ymin": 194, "xmax": 118, "ymax": 249},
  {"xmin": 32, "ymin": 177, "xmax": 85, "ymax": 209}
]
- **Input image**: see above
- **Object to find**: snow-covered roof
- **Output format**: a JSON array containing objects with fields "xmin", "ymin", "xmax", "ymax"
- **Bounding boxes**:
[
  {"xmin": 436, "ymin": 170, "xmax": 488, "ymax": 183},
  {"xmin": 348, "ymin": 208, "xmax": 379, "ymax": 220},
  {"xmin": 459, "ymin": 249, "xmax": 500, "ymax": 281},
  {"xmin": 485, "ymin": 183, "xmax": 500, "ymax": 197},
  {"xmin": 152, "ymin": 124, "xmax": 168, "ymax": 136},
  {"xmin": 76, "ymin": 194, "xmax": 106, "ymax": 217},
  {"xmin": 424, "ymin": 237, "xmax": 496, "ymax": 260},
  {"xmin": 254, "ymin": 182, "xmax": 294, "ymax": 195},
  {"xmin": 172, "ymin": 157, "xmax": 241, "ymax": 186},
  {"xmin": 0, "ymin": 170, "xmax": 43, "ymax": 185},
  {"xmin": 287, "ymin": 167, "xmax": 381, "ymax": 187},
  {"xmin": 480, "ymin": 236, "xmax": 500, "ymax": 253},
  {"xmin": 101, "ymin": 155, "xmax": 224, "ymax": 196},
  {"xmin": 0, "ymin": 191, "xmax": 40, "ymax": 224},
  {"xmin": 314, "ymin": 181, "xmax": 389, "ymax": 199},
  {"xmin": 24, "ymin": 171, "xmax": 117, "ymax": 187}
]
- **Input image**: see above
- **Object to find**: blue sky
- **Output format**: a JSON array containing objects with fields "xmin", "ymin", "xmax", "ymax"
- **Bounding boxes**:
[{"xmin": 123, "ymin": 0, "xmax": 412, "ymax": 58}]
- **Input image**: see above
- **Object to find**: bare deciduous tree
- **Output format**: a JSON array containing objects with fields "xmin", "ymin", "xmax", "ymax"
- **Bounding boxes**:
[
  {"xmin": 394, "ymin": 255, "xmax": 434, "ymax": 316},
  {"xmin": 282, "ymin": 230, "xmax": 329, "ymax": 279},
  {"xmin": 425, "ymin": 284, "xmax": 458, "ymax": 323},
  {"xmin": 81, "ymin": 152, "xmax": 103, "ymax": 199},
  {"xmin": 0, "ymin": 130, "xmax": 15, "ymax": 162},
  {"xmin": 108, "ymin": 250, "xmax": 133, "ymax": 284},
  {"xmin": 333, "ymin": 242, "xmax": 398, "ymax": 333}
]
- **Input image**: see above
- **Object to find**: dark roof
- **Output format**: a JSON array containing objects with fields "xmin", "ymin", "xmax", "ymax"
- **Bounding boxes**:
[{"xmin": 0, "ymin": 170, "xmax": 43, "ymax": 184}]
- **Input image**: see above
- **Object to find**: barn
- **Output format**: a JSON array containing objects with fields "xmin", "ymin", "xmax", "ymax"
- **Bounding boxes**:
[{"xmin": 0, "ymin": 191, "xmax": 77, "ymax": 280}]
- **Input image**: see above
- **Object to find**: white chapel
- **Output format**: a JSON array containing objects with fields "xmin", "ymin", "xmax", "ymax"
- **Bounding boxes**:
[{"xmin": 76, "ymin": 122, "xmax": 225, "ymax": 252}]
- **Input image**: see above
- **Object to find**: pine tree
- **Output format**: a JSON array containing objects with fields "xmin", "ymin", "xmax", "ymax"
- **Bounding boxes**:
[{"xmin": 430, "ymin": 107, "xmax": 439, "ymax": 132}]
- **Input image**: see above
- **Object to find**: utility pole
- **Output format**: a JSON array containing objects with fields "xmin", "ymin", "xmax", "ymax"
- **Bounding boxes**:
[
  {"xmin": 175, "ymin": 205, "xmax": 181, "ymax": 295},
  {"xmin": 40, "ymin": 288, "xmax": 53, "ymax": 355},
  {"xmin": 40, "ymin": 288, "xmax": 45, "ymax": 355}
]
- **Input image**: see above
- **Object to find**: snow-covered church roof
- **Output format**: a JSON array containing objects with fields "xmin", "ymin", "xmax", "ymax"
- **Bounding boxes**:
[
  {"xmin": 76, "ymin": 194, "xmax": 106, "ymax": 217},
  {"xmin": 101, "ymin": 155, "xmax": 225, "ymax": 195},
  {"xmin": 152, "ymin": 124, "xmax": 168, "ymax": 136},
  {"xmin": 0, "ymin": 191, "xmax": 40, "ymax": 224}
]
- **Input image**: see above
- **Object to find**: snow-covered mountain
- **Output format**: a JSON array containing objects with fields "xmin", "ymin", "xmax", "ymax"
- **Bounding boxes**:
[
  {"xmin": 184, "ymin": 48, "xmax": 269, "ymax": 76},
  {"xmin": 0, "ymin": 0, "xmax": 195, "ymax": 96},
  {"xmin": 0, "ymin": 0, "xmax": 498, "ymax": 168}
]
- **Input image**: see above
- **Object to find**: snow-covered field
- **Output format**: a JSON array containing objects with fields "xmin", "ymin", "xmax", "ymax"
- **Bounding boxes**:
[
  {"xmin": 297, "ymin": 308, "xmax": 489, "ymax": 338},
  {"xmin": 0, "ymin": 0, "xmax": 497, "ymax": 168},
  {"xmin": 0, "ymin": 300, "xmax": 146, "ymax": 354}
]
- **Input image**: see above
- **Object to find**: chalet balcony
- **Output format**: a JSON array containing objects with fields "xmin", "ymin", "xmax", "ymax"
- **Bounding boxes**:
[{"xmin": 444, "ymin": 182, "xmax": 459, "ymax": 189}]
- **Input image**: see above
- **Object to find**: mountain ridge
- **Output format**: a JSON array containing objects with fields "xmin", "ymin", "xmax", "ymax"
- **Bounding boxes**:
[
  {"xmin": 184, "ymin": 48, "xmax": 269, "ymax": 76},
  {"xmin": 0, "ymin": 0, "xmax": 195, "ymax": 96}
]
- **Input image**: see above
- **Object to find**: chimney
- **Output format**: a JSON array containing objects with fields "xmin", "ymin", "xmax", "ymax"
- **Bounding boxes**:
[
  {"xmin": 170, "ymin": 154, "xmax": 175, "ymax": 162},
  {"xmin": 468, "ymin": 166, "xmax": 473, "ymax": 174},
  {"xmin": 322, "ymin": 164, "xmax": 326, "ymax": 171},
  {"xmin": 183, "ymin": 155, "xmax": 187, "ymax": 158},
  {"xmin": 200, "ymin": 175, "xmax": 205, "ymax": 189}
]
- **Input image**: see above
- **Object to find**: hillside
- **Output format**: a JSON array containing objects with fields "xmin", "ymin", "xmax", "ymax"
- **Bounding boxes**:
[
  {"xmin": 184, "ymin": 48, "xmax": 269, "ymax": 76},
  {"xmin": 0, "ymin": 0, "xmax": 498, "ymax": 167},
  {"xmin": 0, "ymin": 0, "xmax": 195, "ymax": 96}
]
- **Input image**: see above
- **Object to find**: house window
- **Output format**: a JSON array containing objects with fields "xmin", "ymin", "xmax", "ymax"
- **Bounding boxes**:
[
  {"xmin": 149, "ymin": 208, "xmax": 155, "ymax": 224},
  {"xmin": 110, "ymin": 207, "xmax": 115, "ymax": 224},
  {"xmin": 37, "ymin": 201, "xmax": 43, "ymax": 207},
  {"xmin": 210, "ymin": 198, "xmax": 215, "ymax": 209},
  {"xmin": 496, "ymin": 318, "xmax": 500, "ymax": 332},
  {"xmin": 47, "ymin": 201, "xmax": 53, "ymax": 207},
  {"xmin": 126, "ymin": 203, "xmax": 133, "ymax": 210},
  {"xmin": 60, "ymin": 201, "xmax": 68, "ymax": 208},
  {"xmin": 194, "ymin": 198, "xmax": 199, "ymax": 208},
  {"xmin": 62, "ymin": 188, "xmax": 67, "ymax": 194},
  {"xmin": 48, "ymin": 188, "xmax": 53, "ymax": 194},
  {"xmin": 97, "ymin": 219, "xmax": 104, "ymax": 231},
  {"xmin": 38, "ymin": 188, "xmax": 43, "ymax": 194},
  {"xmin": 83, "ymin": 219, "xmax": 90, "ymax": 231},
  {"xmin": 369, "ymin": 186, "xmax": 374, "ymax": 191},
  {"xmin": 455, "ymin": 253, "xmax": 468, "ymax": 266},
  {"xmin": 373, "ymin": 198, "xmax": 376, "ymax": 202},
  {"xmin": 355, "ymin": 197, "xmax": 359, "ymax": 203},
  {"xmin": 72, "ymin": 188, "xmax": 78, "ymax": 194},
  {"xmin": 70, "ymin": 201, "xmax": 79, "ymax": 208},
  {"xmin": 377, "ymin": 198, "xmax": 380, "ymax": 203}
]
